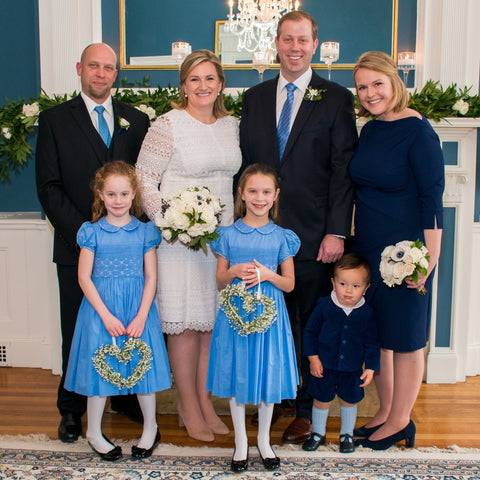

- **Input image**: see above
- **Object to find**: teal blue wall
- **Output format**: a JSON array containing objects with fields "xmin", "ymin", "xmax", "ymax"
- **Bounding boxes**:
[{"xmin": 0, "ymin": 0, "xmax": 41, "ymax": 212}]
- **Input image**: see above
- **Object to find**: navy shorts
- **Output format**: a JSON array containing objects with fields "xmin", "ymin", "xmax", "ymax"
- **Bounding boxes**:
[{"xmin": 307, "ymin": 368, "xmax": 365, "ymax": 404}]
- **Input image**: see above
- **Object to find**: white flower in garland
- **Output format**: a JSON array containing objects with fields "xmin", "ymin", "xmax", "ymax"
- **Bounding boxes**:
[
  {"xmin": 2, "ymin": 127, "xmax": 11, "ymax": 140},
  {"xmin": 135, "ymin": 103, "xmax": 157, "ymax": 120},
  {"xmin": 92, "ymin": 338, "xmax": 152, "ymax": 390},
  {"xmin": 219, "ymin": 282, "xmax": 277, "ymax": 336},
  {"xmin": 453, "ymin": 99, "xmax": 469, "ymax": 115},
  {"xmin": 22, "ymin": 102, "xmax": 39, "ymax": 118}
]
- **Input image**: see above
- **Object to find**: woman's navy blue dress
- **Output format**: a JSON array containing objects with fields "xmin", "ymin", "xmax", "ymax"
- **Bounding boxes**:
[{"xmin": 349, "ymin": 117, "xmax": 444, "ymax": 351}]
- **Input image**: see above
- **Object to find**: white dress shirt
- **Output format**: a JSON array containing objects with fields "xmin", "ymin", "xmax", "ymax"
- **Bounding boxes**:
[
  {"xmin": 276, "ymin": 67, "xmax": 313, "ymax": 132},
  {"xmin": 81, "ymin": 92, "xmax": 114, "ymax": 138}
]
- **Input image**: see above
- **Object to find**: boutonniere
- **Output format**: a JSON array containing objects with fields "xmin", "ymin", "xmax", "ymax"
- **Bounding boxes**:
[
  {"xmin": 304, "ymin": 86, "xmax": 325, "ymax": 103},
  {"xmin": 118, "ymin": 117, "xmax": 130, "ymax": 131}
]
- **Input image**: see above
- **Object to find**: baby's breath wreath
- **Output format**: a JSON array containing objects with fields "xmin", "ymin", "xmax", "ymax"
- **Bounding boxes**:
[
  {"xmin": 220, "ymin": 283, "xmax": 277, "ymax": 336},
  {"xmin": 92, "ymin": 338, "xmax": 152, "ymax": 389}
]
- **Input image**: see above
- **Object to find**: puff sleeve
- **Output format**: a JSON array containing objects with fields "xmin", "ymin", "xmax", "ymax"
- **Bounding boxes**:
[
  {"xmin": 76, "ymin": 222, "xmax": 97, "ymax": 252},
  {"xmin": 210, "ymin": 226, "xmax": 230, "ymax": 260},
  {"xmin": 144, "ymin": 221, "xmax": 161, "ymax": 254},
  {"xmin": 278, "ymin": 229, "xmax": 301, "ymax": 264}
]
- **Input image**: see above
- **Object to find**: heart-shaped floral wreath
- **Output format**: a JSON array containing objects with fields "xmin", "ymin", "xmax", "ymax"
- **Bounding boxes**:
[
  {"xmin": 92, "ymin": 338, "xmax": 152, "ymax": 389},
  {"xmin": 219, "ymin": 282, "xmax": 277, "ymax": 337}
]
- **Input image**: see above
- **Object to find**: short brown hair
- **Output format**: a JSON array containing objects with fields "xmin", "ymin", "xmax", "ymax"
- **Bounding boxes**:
[
  {"xmin": 91, "ymin": 161, "xmax": 143, "ymax": 222},
  {"xmin": 354, "ymin": 51, "xmax": 409, "ymax": 118},
  {"xmin": 172, "ymin": 49, "xmax": 230, "ymax": 118},
  {"xmin": 234, "ymin": 164, "xmax": 280, "ymax": 222},
  {"xmin": 333, "ymin": 253, "xmax": 371, "ymax": 284},
  {"xmin": 277, "ymin": 11, "xmax": 318, "ymax": 41}
]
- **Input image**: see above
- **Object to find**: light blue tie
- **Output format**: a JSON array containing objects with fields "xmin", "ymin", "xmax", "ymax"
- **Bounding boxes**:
[
  {"xmin": 94, "ymin": 105, "xmax": 111, "ymax": 148},
  {"xmin": 277, "ymin": 83, "xmax": 297, "ymax": 160}
]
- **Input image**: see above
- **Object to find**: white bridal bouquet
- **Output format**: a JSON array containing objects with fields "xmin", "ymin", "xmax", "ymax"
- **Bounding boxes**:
[
  {"xmin": 380, "ymin": 239, "xmax": 429, "ymax": 295},
  {"xmin": 154, "ymin": 186, "xmax": 223, "ymax": 253}
]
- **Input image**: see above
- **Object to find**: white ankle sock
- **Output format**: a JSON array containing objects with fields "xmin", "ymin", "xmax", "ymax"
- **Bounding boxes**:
[
  {"xmin": 229, "ymin": 397, "xmax": 248, "ymax": 461},
  {"xmin": 257, "ymin": 401, "xmax": 275, "ymax": 459}
]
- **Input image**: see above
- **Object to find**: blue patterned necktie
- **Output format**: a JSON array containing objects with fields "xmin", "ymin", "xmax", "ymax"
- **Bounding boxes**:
[
  {"xmin": 277, "ymin": 82, "xmax": 297, "ymax": 160},
  {"xmin": 94, "ymin": 105, "xmax": 112, "ymax": 148}
]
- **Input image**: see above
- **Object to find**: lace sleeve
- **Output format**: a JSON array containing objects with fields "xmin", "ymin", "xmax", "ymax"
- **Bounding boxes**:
[{"xmin": 136, "ymin": 115, "xmax": 174, "ymax": 221}]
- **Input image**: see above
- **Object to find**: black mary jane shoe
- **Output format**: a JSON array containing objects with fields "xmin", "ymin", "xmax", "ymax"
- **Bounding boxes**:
[
  {"xmin": 132, "ymin": 429, "xmax": 161, "ymax": 459},
  {"xmin": 353, "ymin": 422, "xmax": 384, "ymax": 437},
  {"xmin": 230, "ymin": 451, "xmax": 248, "ymax": 472},
  {"xmin": 257, "ymin": 447, "xmax": 280, "ymax": 471},
  {"xmin": 88, "ymin": 436, "xmax": 122, "ymax": 461},
  {"xmin": 339, "ymin": 434, "xmax": 355, "ymax": 453},
  {"xmin": 355, "ymin": 420, "xmax": 416, "ymax": 451},
  {"xmin": 302, "ymin": 432, "xmax": 326, "ymax": 451}
]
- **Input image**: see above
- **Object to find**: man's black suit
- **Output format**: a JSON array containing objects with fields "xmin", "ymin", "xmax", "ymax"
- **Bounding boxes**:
[
  {"xmin": 36, "ymin": 94, "xmax": 149, "ymax": 416},
  {"xmin": 240, "ymin": 72, "xmax": 358, "ymax": 418}
]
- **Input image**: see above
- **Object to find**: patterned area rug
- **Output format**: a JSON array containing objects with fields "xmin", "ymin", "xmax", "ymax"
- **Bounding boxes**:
[{"xmin": 0, "ymin": 436, "xmax": 479, "ymax": 480}]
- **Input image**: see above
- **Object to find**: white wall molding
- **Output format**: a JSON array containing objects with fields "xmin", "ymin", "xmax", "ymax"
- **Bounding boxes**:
[{"xmin": 38, "ymin": 0, "xmax": 102, "ymax": 95}]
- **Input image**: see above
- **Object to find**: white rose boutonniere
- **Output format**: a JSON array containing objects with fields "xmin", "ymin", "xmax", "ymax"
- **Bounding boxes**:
[
  {"xmin": 119, "ymin": 117, "xmax": 131, "ymax": 131},
  {"xmin": 304, "ymin": 86, "xmax": 325, "ymax": 104}
]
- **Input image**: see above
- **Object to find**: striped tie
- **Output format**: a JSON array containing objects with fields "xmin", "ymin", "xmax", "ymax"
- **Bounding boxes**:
[
  {"xmin": 94, "ymin": 105, "xmax": 112, "ymax": 147},
  {"xmin": 277, "ymin": 83, "xmax": 296, "ymax": 160}
]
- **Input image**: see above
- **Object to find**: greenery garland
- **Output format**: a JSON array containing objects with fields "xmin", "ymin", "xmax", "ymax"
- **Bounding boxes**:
[
  {"xmin": 92, "ymin": 337, "xmax": 152, "ymax": 390},
  {"xmin": 219, "ymin": 282, "xmax": 277, "ymax": 336},
  {"xmin": 1, "ymin": 77, "xmax": 479, "ymax": 182}
]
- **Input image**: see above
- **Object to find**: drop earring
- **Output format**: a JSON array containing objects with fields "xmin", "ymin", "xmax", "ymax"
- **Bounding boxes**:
[
  {"xmin": 184, "ymin": 92, "xmax": 188, "ymax": 98},
  {"xmin": 218, "ymin": 91, "xmax": 221, "ymax": 97}
]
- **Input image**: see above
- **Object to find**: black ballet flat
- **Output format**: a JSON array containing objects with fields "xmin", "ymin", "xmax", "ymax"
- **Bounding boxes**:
[
  {"xmin": 257, "ymin": 446, "xmax": 280, "ymax": 471},
  {"xmin": 353, "ymin": 422, "xmax": 384, "ymax": 437},
  {"xmin": 88, "ymin": 435, "xmax": 122, "ymax": 461},
  {"xmin": 230, "ymin": 451, "xmax": 248, "ymax": 472},
  {"xmin": 355, "ymin": 420, "xmax": 416, "ymax": 451},
  {"xmin": 131, "ymin": 428, "xmax": 160, "ymax": 458}
]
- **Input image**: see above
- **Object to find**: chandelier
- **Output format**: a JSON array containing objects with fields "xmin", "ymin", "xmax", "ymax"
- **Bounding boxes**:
[{"xmin": 225, "ymin": 0, "xmax": 299, "ymax": 53}]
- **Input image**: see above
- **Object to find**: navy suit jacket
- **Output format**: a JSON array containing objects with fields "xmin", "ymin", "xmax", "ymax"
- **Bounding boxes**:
[
  {"xmin": 36, "ymin": 94, "xmax": 150, "ymax": 265},
  {"xmin": 304, "ymin": 295, "xmax": 380, "ymax": 372},
  {"xmin": 239, "ymin": 72, "xmax": 357, "ymax": 261}
]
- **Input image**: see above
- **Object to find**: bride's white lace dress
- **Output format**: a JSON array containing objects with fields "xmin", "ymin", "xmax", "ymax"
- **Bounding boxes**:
[{"xmin": 136, "ymin": 108, "xmax": 242, "ymax": 335}]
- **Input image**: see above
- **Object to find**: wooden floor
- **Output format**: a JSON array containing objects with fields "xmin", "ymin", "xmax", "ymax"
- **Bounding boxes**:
[{"xmin": 1, "ymin": 367, "xmax": 479, "ymax": 449}]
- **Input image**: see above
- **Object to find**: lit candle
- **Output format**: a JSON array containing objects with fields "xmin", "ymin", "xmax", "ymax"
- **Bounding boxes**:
[
  {"xmin": 294, "ymin": 1, "xmax": 300, "ymax": 10},
  {"xmin": 398, "ymin": 52, "xmax": 416, "ymax": 69},
  {"xmin": 172, "ymin": 42, "xmax": 190, "ymax": 59},
  {"xmin": 229, "ymin": 0, "xmax": 233, "ymax": 18}
]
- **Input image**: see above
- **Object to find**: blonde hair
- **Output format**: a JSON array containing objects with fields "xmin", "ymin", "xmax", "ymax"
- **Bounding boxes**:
[
  {"xmin": 172, "ymin": 49, "xmax": 230, "ymax": 118},
  {"xmin": 353, "ymin": 51, "xmax": 409, "ymax": 118},
  {"xmin": 90, "ymin": 161, "xmax": 143, "ymax": 222},
  {"xmin": 234, "ymin": 164, "xmax": 280, "ymax": 222}
]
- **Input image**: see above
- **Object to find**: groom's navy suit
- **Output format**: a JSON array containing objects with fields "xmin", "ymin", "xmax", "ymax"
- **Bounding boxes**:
[
  {"xmin": 36, "ymin": 94, "xmax": 149, "ymax": 416},
  {"xmin": 240, "ymin": 71, "xmax": 357, "ymax": 419}
]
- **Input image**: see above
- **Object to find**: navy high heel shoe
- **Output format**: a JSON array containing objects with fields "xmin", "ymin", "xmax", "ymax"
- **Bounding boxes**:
[
  {"xmin": 355, "ymin": 420, "xmax": 416, "ymax": 451},
  {"xmin": 353, "ymin": 422, "xmax": 384, "ymax": 437}
]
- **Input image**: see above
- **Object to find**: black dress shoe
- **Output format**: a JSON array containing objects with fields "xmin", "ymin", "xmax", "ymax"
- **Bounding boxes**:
[
  {"xmin": 230, "ymin": 451, "xmax": 248, "ymax": 472},
  {"xmin": 131, "ymin": 429, "xmax": 161, "ymax": 458},
  {"xmin": 110, "ymin": 395, "xmax": 143, "ymax": 423},
  {"xmin": 58, "ymin": 413, "xmax": 82, "ymax": 443},
  {"xmin": 257, "ymin": 447, "xmax": 280, "ymax": 471},
  {"xmin": 88, "ymin": 436, "xmax": 123, "ymax": 461},
  {"xmin": 355, "ymin": 420, "xmax": 416, "ymax": 451},
  {"xmin": 302, "ymin": 432, "xmax": 326, "ymax": 451},
  {"xmin": 353, "ymin": 422, "xmax": 384, "ymax": 437},
  {"xmin": 340, "ymin": 434, "xmax": 355, "ymax": 453}
]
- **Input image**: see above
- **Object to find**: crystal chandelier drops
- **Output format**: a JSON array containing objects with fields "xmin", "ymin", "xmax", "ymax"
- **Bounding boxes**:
[{"xmin": 225, "ymin": 0, "xmax": 297, "ymax": 53}]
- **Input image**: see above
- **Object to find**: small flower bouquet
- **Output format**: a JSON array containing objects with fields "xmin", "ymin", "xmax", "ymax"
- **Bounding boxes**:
[
  {"xmin": 380, "ymin": 239, "xmax": 429, "ymax": 295},
  {"xmin": 155, "ymin": 186, "xmax": 223, "ymax": 253}
]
